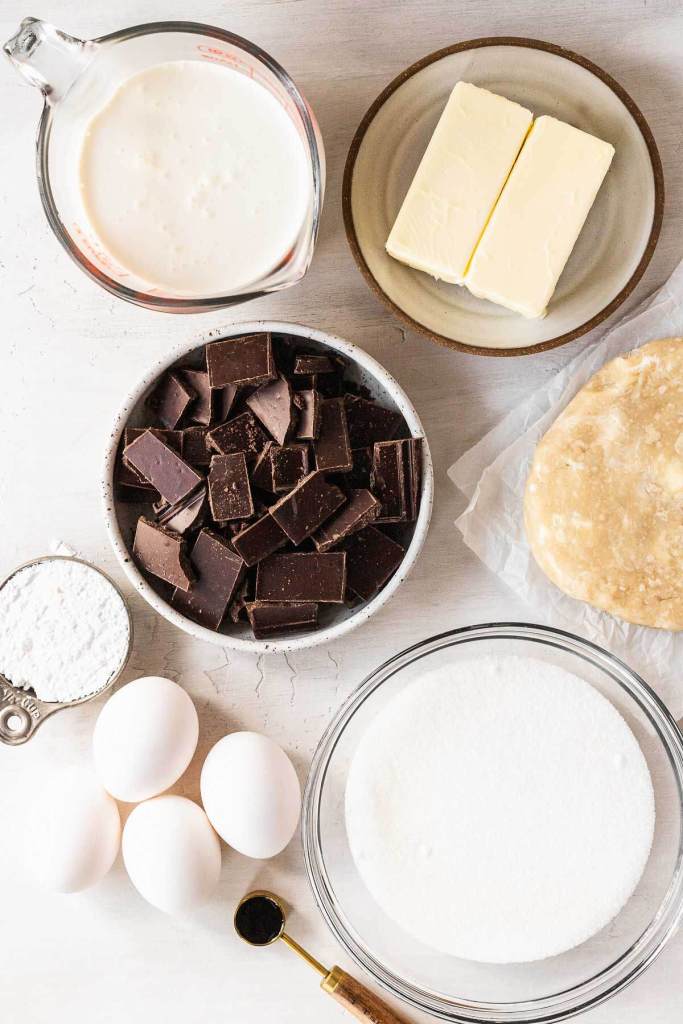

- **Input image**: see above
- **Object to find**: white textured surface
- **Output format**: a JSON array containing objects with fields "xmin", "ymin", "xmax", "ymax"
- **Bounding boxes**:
[
  {"xmin": 0, "ymin": 558, "xmax": 129, "ymax": 701},
  {"xmin": 0, "ymin": 2, "xmax": 682, "ymax": 1022},
  {"xmin": 345, "ymin": 655, "xmax": 655, "ymax": 964}
]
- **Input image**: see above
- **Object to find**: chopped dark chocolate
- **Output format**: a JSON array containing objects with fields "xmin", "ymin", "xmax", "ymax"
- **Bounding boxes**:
[
  {"xmin": 246, "ymin": 376, "xmax": 296, "ymax": 445},
  {"xmin": 180, "ymin": 369, "xmax": 213, "ymax": 426},
  {"xmin": 293, "ymin": 354, "xmax": 335, "ymax": 375},
  {"xmin": 171, "ymin": 529, "xmax": 244, "ymax": 630},
  {"xmin": 228, "ymin": 575, "xmax": 252, "ymax": 624},
  {"xmin": 343, "ymin": 526, "xmax": 404, "ymax": 600},
  {"xmin": 124, "ymin": 429, "xmax": 203, "ymax": 505},
  {"xmin": 294, "ymin": 390, "xmax": 321, "ymax": 441},
  {"xmin": 206, "ymin": 333, "xmax": 275, "ymax": 388},
  {"xmin": 232, "ymin": 513, "xmax": 288, "ymax": 567},
  {"xmin": 315, "ymin": 398, "xmax": 352, "ymax": 472},
  {"xmin": 246, "ymin": 601, "xmax": 318, "ymax": 639},
  {"xmin": 215, "ymin": 382, "xmax": 239, "ymax": 423},
  {"xmin": 119, "ymin": 427, "xmax": 182, "ymax": 489},
  {"xmin": 271, "ymin": 445, "xmax": 310, "ymax": 492},
  {"xmin": 147, "ymin": 371, "xmax": 196, "ymax": 429},
  {"xmin": 347, "ymin": 447, "xmax": 372, "ymax": 489},
  {"xmin": 207, "ymin": 411, "xmax": 270, "ymax": 461},
  {"xmin": 208, "ymin": 453, "xmax": 254, "ymax": 522},
  {"xmin": 270, "ymin": 472, "xmax": 345, "ymax": 545},
  {"xmin": 159, "ymin": 487, "xmax": 207, "ymax": 535},
  {"xmin": 256, "ymin": 552, "xmax": 346, "ymax": 603},
  {"xmin": 313, "ymin": 489, "xmax": 380, "ymax": 551},
  {"xmin": 133, "ymin": 517, "xmax": 195, "ymax": 591},
  {"xmin": 403, "ymin": 437, "xmax": 422, "ymax": 522},
  {"xmin": 181, "ymin": 426, "xmax": 211, "ymax": 469},
  {"xmin": 251, "ymin": 441, "xmax": 276, "ymax": 491},
  {"xmin": 253, "ymin": 444, "xmax": 309, "ymax": 493},
  {"xmin": 116, "ymin": 330, "xmax": 421, "ymax": 640},
  {"xmin": 371, "ymin": 440, "xmax": 408, "ymax": 523},
  {"xmin": 345, "ymin": 395, "xmax": 402, "ymax": 448}
]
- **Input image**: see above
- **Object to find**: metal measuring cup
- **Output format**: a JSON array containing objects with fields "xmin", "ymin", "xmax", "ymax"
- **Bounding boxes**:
[{"xmin": 0, "ymin": 556, "xmax": 133, "ymax": 745}]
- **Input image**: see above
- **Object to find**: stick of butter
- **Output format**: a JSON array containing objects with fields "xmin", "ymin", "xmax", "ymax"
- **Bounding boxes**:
[
  {"xmin": 385, "ymin": 82, "xmax": 533, "ymax": 284},
  {"xmin": 465, "ymin": 116, "xmax": 615, "ymax": 318}
]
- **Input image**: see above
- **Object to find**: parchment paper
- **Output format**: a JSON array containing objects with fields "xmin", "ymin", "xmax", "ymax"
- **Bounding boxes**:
[{"xmin": 449, "ymin": 259, "xmax": 683, "ymax": 715}]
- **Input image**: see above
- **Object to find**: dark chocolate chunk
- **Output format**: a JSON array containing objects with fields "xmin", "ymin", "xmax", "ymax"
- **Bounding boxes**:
[
  {"xmin": 124, "ymin": 429, "xmax": 203, "ymax": 506},
  {"xmin": 347, "ymin": 447, "xmax": 372, "ymax": 489},
  {"xmin": 256, "ymin": 552, "xmax": 346, "ymax": 603},
  {"xmin": 345, "ymin": 395, "xmax": 402, "ymax": 448},
  {"xmin": 371, "ymin": 440, "xmax": 408, "ymax": 523},
  {"xmin": 119, "ymin": 427, "xmax": 182, "ymax": 489},
  {"xmin": 253, "ymin": 444, "xmax": 309, "ymax": 493},
  {"xmin": 269, "ymin": 472, "xmax": 345, "ymax": 545},
  {"xmin": 246, "ymin": 376, "xmax": 296, "ymax": 446},
  {"xmin": 343, "ymin": 526, "xmax": 404, "ymax": 600},
  {"xmin": 292, "ymin": 373, "xmax": 318, "ymax": 392},
  {"xmin": 251, "ymin": 441, "xmax": 276, "ymax": 491},
  {"xmin": 215, "ymin": 383, "xmax": 239, "ymax": 423},
  {"xmin": 206, "ymin": 334, "xmax": 275, "ymax": 388},
  {"xmin": 315, "ymin": 398, "xmax": 352, "ymax": 472},
  {"xmin": 181, "ymin": 426, "xmax": 211, "ymax": 469},
  {"xmin": 293, "ymin": 354, "xmax": 335, "ymax": 375},
  {"xmin": 147, "ymin": 372, "xmax": 196, "ymax": 429},
  {"xmin": 180, "ymin": 369, "xmax": 213, "ymax": 426},
  {"xmin": 228, "ymin": 575, "xmax": 252, "ymax": 624},
  {"xmin": 116, "ymin": 482, "xmax": 158, "ymax": 503},
  {"xmin": 208, "ymin": 453, "xmax": 254, "ymax": 522},
  {"xmin": 232, "ymin": 513, "xmax": 288, "ymax": 567},
  {"xmin": 246, "ymin": 601, "xmax": 318, "ymax": 639},
  {"xmin": 124, "ymin": 427, "xmax": 182, "ymax": 454},
  {"xmin": 207, "ymin": 411, "xmax": 270, "ymax": 461},
  {"xmin": 133, "ymin": 517, "xmax": 195, "ymax": 591},
  {"xmin": 158, "ymin": 487, "xmax": 207, "ymax": 535},
  {"xmin": 271, "ymin": 445, "xmax": 310, "ymax": 492},
  {"xmin": 403, "ymin": 437, "xmax": 422, "ymax": 522},
  {"xmin": 294, "ymin": 390, "xmax": 321, "ymax": 441},
  {"xmin": 313, "ymin": 489, "xmax": 380, "ymax": 552},
  {"xmin": 171, "ymin": 529, "xmax": 244, "ymax": 630}
]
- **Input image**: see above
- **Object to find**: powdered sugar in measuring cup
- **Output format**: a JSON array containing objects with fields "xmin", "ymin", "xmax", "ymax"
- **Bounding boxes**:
[{"xmin": 0, "ymin": 556, "xmax": 132, "ymax": 744}]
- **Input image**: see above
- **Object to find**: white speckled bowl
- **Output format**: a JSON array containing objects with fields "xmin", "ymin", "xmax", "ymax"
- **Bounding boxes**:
[{"xmin": 103, "ymin": 321, "xmax": 434, "ymax": 653}]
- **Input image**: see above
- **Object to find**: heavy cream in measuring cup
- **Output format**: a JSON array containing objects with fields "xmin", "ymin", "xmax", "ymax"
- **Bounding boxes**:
[{"xmin": 78, "ymin": 61, "xmax": 310, "ymax": 296}]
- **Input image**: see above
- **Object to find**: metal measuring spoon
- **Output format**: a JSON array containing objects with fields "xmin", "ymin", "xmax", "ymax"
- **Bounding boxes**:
[
  {"xmin": 0, "ymin": 556, "xmax": 132, "ymax": 745},
  {"xmin": 234, "ymin": 891, "xmax": 411, "ymax": 1023}
]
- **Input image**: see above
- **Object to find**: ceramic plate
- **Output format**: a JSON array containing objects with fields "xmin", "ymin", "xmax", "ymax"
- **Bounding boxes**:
[{"xmin": 343, "ymin": 38, "xmax": 663, "ymax": 356}]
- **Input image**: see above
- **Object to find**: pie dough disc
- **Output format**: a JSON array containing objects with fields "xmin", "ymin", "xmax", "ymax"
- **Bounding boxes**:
[{"xmin": 525, "ymin": 338, "xmax": 683, "ymax": 629}]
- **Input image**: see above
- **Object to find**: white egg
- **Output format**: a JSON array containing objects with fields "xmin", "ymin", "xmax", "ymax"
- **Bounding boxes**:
[
  {"xmin": 28, "ymin": 767, "xmax": 120, "ymax": 893},
  {"xmin": 200, "ymin": 732, "xmax": 301, "ymax": 859},
  {"xmin": 122, "ymin": 795, "xmax": 221, "ymax": 914},
  {"xmin": 93, "ymin": 676, "xmax": 198, "ymax": 802}
]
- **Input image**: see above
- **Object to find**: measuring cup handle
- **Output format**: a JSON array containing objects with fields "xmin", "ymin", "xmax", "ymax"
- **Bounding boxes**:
[
  {"xmin": 0, "ymin": 675, "xmax": 58, "ymax": 745},
  {"xmin": 322, "ymin": 966, "xmax": 411, "ymax": 1024},
  {"xmin": 3, "ymin": 18, "xmax": 97, "ymax": 105}
]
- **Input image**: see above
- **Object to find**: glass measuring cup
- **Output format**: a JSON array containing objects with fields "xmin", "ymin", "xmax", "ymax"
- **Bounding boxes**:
[{"xmin": 4, "ymin": 18, "xmax": 325, "ymax": 312}]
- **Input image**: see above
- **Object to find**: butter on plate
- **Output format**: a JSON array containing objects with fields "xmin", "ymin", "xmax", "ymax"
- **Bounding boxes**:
[
  {"xmin": 385, "ymin": 82, "xmax": 532, "ymax": 284},
  {"xmin": 465, "ymin": 116, "xmax": 615, "ymax": 318}
]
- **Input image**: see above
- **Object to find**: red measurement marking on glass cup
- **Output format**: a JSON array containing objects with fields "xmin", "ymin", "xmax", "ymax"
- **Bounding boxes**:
[
  {"xmin": 72, "ymin": 223, "xmax": 128, "ymax": 277},
  {"xmin": 197, "ymin": 45, "xmax": 254, "ymax": 77}
]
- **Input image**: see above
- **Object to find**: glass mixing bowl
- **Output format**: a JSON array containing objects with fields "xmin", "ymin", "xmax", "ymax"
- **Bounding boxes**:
[{"xmin": 302, "ymin": 624, "xmax": 683, "ymax": 1022}]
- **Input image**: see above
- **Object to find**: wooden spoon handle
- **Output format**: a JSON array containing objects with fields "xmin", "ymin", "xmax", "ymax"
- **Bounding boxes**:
[{"xmin": 321, "ymin": 966, "xmax": 410, "ymax": 1023}]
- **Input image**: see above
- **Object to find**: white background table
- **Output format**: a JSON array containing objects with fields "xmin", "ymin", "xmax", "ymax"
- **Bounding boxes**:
[{"xmin": 1, "ymin": 1, "xmax": 681, "ymax": 1021}]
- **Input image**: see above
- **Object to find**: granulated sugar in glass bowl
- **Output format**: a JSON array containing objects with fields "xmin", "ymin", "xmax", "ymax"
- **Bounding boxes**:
[{"xmin": 303, "ymin": 624, "xmax": 683, "ymax": 1023}]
